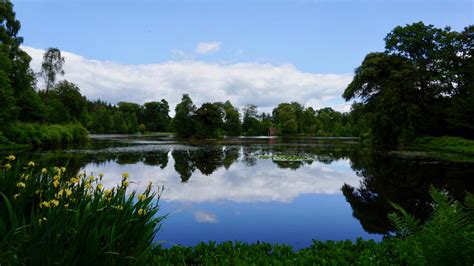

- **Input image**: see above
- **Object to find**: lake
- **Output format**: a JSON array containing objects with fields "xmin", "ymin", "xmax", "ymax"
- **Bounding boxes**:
[{"xmin": 5, "ymin": 135, "xmax": 474, "ymax": 249}]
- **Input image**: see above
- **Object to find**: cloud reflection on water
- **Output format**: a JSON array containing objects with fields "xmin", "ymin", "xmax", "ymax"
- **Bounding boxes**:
[
  {"xmin": 194, "ymin": 211, "xmax": 218, "ymax": 223},
  {"xmin": 81, "ymin": 148, "xmax": 361, "ymax": 203}
]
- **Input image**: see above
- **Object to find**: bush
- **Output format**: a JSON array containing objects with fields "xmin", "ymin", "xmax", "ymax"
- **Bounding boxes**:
[
  {"xmin": 389, "ymin": 187, "xmax": 474, "ymax": 266},
  {"xmin": 0, "ymin": 156, "xmax": 164, "ymax": 265},
  {"xmin": 151, "ymin": 238, "xmax": 422, "ymax": 265},
  {"xmin": 2, "ymin": 122, "xmax": 88, "ymax": 147},
  {"xmin": 150, "ymin": 188, "xmax": 473, "ymax": 265}
]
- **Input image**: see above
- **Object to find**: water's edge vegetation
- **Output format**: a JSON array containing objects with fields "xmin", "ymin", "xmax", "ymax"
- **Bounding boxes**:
[
  {"xmin": 0, "ymin": 123, "xmax": 88, "ymax": 148},
  {"xmin": 413, "ymin": 136, "xmax": 474, "ymax": 156},
  {"xmin": 1, "ymin": 157, "xmax": 472, "ymax": 264}
]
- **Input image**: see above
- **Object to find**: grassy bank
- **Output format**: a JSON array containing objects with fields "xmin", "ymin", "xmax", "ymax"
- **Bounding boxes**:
[
  {"xmin": 413, "ymin": 136, "xmax": 474, "ymax": 155},
  {"xmin": 1, "ymin": 122, "xmax": 88, "ymax": 148}
]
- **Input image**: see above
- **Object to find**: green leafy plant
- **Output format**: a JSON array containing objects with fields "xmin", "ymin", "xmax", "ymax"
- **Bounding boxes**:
[
  {"xmin": 0, "ymin": 155, "xmax": 164, "ymax": 265},
  {"xmin": 389, "ymin": 187, "xmax": 474, "ymax": 265}
]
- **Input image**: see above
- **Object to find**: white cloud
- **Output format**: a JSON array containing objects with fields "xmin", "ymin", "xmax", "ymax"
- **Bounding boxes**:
[
  {"xmin": 194, "ymin": 211, "xmax": 218, "ymax": 223},
  {"xmin": 23, "ymin": 46, "xmax": 353, "ymax": 114},
  {"xmin": 195, "ymin": 42, "xmax": 221, "ymax": 54}
]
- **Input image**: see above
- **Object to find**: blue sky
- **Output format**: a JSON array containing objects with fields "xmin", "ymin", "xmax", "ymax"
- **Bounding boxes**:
[{"xmin": 14, "ymin": 0, "xmax": 474, "ymax": 112}]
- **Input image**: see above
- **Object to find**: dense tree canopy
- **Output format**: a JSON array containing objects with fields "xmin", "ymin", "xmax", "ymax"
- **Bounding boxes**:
[
  {"xmin": 174, "ymin": 94, "xmax": 196, "ymax": 138},
  {"xmin": 143, "ymin": 100, "xmax": 171, "ymax": 132},
  {"xmin": 0, "ymin": 0, "xmax": 42, "ymax": 127},
  {"xmin": 343, "ymin": 22, "xmax": 473, "ymax": 144},
  {"xmin": 194, "ymin": 102, "xmax": 224, "ymax": 139},
  {"xmin": 222, "ymin": 101, "xmax": 241, "ymax": 136}
]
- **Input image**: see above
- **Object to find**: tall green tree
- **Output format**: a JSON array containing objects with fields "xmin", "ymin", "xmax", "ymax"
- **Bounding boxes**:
[
  {"xmin": 222, "ymin": 100, "xmax": 241, "ymax": 136},
  {"xmin": 301, "ymin": 107, "xmax": 317, "ymax": 134},
  {"xmin": 174, "ymin": 94, "xmax": 196, "ymax": 138},
  {"xmin": 343, "ymin": 53, "xmax": 420, "ymax": 144},
  {"xmin": 242, "ymin": 104, "xmax": 259, "ymax": 135},
  {"xmin": 0, "ymin": 46, "xmax": 15, "ymax": 126},
  {"xmin": 445, "ymin": 26, "xmax": 474, "ymax": 137},
  {"xmin": 194, "ymin": 102, "xmax": 224, "ymax": 138},
  {"xmin": 272, "ymin": 102, "xmax": 302, "ymax": 135},
  {"xmin": 52, "ymin": 80, "xmax": 87, "ymax": 122},
  {"xmin": 0, "ymin": 1, "xmax": 43, "ymax": 124},
  {"xmin": 344, "ymin": 22, "xmax": 473, "ymax": 143},
  {"xmin": 39, "ymin": 48, "xmax": 65, "ymax": 92},
  {"xmin": 89, "ymin": 105, "xmax": 112, "ymax": 133},
  {"xmin": 143, "ymin": 99, "xmax": 170, "ymax": 132}
]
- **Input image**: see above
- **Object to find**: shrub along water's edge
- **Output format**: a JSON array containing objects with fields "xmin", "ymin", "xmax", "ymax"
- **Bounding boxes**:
[
  {"xmin": 150, "ymin": 187, "xmax": 473, "ymax": 265},
  {"xmin": 1, "ymin": 122, "xmax": 89, "ymax": 148}
]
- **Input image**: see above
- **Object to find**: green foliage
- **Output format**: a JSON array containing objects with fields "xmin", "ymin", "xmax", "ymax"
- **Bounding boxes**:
[
  {"xmin": 88, "ymin": 104, "xmax": 113, "ymax": 133},
  {"xmin": 0, "ymin": 0, "xmax": 42, "ymax": 126},
  {"xmin": 241, "ymin": 104, "xmax": 273, "ymax": 136},
  {"xmin": 0, "ymin": 156, "xmax": 164, "ymax": 265},
  {"xmin": 143, "ymin": 99, "xmax": 171, "ymax": 132},
  {"xmin": 273, "ymin": 102, "xmax": 301, "ymax": 135},
  {"xmin": 0, "ymin": 48, "xmax": 16, "ymax": 127},
  {"xmin": 151, "ymin": 238, "xmax": 422, "ymax": 265},
  {"xmin": 138, "ymin": 123, "xmax": 147, "ymax": 133},
  {"xmin": 343, "ymin": 52, "xmax": 420, "ymax": 145},
  {"xmin": 222, "ymin": 100, "xmax": 241, "ymax": 136},
  {"xmin": 389, "ymin": 187, "xmax": 474, "ymax": 265},
  {"xmin": 38, "ymin": 81, "xmax": 87, "ymax": 124},
  {"xmin": 149, "ymin": 187, "xmax": 472, "ymax": 265},
  {"xmin": 413, "ymin": 136, "xmax": 474, "ymax": 155},
  {"xmin": 194, "ymin": 102, "xmax": 224, "ymax": 139},
  {"xmin": 387, "ymin": 203, "xmax": 420, "ymax": 237},
  {"xmin": 2, "ymin": 123, "xmax": 88, "ymax": 147},
  {"xmin": 242, "ymin": 104, "xmax": 260, "ymax": 135},
  {"xmin": 343, "ymin": 22, "xmax": 474, "ymax": 145},
  {"xmin": 174, "ymin": 94, "xmax": 196, "ymax": 138}
]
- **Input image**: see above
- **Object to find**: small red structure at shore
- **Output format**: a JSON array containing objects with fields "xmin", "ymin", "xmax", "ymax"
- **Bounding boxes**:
[{"xmin": 268, "ymin": 127, "xmax": 277, "ymax": 136}]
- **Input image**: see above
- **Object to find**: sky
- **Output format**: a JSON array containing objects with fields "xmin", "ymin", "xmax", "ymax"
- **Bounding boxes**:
[{"xmin": 13, "ymin": 0, "xmax": 474, "ymax": 113}]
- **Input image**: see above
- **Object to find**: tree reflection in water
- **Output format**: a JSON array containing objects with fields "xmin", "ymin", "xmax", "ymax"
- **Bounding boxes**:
[
  {"xmin": 6, "ymin": 142, "xmax": 473, "ymax": 237},
  {"xmin": 342, "ymin": 150, "xmax": 474, "ymax": 234},
  {"xmin": 143, "ymin": 151, "xmax": 169, "ymax": 169},
  {"xmin": 171, "ymin": 150, "xmax": 196, "ymax": 182},
  {"xmin": 193, "ymin": 147, "xmax": 225, "ymax": 175}
]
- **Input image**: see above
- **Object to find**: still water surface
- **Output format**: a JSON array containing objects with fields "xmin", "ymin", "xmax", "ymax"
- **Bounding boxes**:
[{"xmin": 7, "ymin": 135, "xmax": 474, "ymax": 249}]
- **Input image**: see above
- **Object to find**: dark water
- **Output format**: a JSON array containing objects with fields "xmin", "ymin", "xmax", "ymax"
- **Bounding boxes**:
[{"xmin": 5, "ymin": 135, "xmax": 474, "ymax": 249}]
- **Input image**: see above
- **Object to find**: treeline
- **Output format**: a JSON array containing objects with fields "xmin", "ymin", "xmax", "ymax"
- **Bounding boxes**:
[
  {"xmin": 0, "ymin": 2, "xmax": 171, "ymax": 146},
  {"xmin": 343, "ymin": 22, "xmax": 473, "ymax": 145},
  {"xmin": 3, "ymin": 1, "xmax": 471, "ymax": 145},
  {"xmin": 173, "ymin": 94, "xmax": 360, "ymax": 138},
  {"xmin": 1, "ymin": 1, "xmax": 356, "ymax": 145},
  {"xmin": 0, "ymin": 3, "xmax": 90, "ymax": 146}
]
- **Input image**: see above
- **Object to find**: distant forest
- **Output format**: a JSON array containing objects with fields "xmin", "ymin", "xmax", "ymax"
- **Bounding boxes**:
[{"xmin": 1, "ymin": 0, "xmax": 472, "ymax": 145}]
